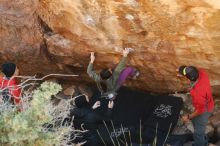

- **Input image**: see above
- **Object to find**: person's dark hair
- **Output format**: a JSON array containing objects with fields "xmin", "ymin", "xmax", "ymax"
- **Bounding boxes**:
[
  {"xmin": 185, "ymin": 66, "xmax": 199, "ymax": 81},
  {"xmin": 100, "ymin": 68, "xmax": 112, "ymax": 80},
  {"xmin": 1, "ymin": 63, "xmax": 16, "ymax": 78}
]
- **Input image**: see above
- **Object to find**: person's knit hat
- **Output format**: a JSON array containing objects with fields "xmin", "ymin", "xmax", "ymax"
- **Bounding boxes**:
[
  {"xmin": 178, "ymin": 65, "xmax": 199, "ymax": 81},
  {"xmin": 74, "ymin": 95, "xmax": 89, "ymax": 108},
  {"xmin": 1, "ymin": 63, "xmax": 16, "ymax": 78}
]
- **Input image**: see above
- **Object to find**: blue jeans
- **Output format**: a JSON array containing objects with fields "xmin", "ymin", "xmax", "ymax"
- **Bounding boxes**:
[{"xmin": 192, "ymin": 112, "xmax": 211, "ymax": 146}]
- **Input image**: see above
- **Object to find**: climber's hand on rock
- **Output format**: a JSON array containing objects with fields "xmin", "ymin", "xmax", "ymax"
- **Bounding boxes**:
[
  {"xmin": 90, "ymin": 52, "xmax": 95, "ymax": 63},
  {"xmin": 123, "ymin": 48, "xmax": 130, "ymax": 57}
]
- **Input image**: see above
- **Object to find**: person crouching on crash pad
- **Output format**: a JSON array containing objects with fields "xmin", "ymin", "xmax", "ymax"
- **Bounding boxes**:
[
  {"xmin": 0, "ymin": 63, "xmax": 22, "ymax": 111},
  {"xmin": 70, "ymin": 94, "xmax": 114, "ymax": 146},
  {"xmin": 178, "ymin": 65, "xmax": 214, "ymax": 146},
  {"xmin": 87, "ymin": 48, "xmax": 139, "ymax": 100},
  {"xmin": 73, "ymin": 95, "xmax": 114, "ymax": 130}
]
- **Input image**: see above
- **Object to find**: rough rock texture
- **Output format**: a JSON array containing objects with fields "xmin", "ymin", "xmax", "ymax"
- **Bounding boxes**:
[
  {"xmin": 0, "ymin": 0, "xmax": 59, "ymax": 75},
  {"xmin": 1, "ymin": 0, "xmax": 220, "ymax": 95}
]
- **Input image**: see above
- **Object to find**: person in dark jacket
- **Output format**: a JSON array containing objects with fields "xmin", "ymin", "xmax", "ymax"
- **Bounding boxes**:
[
  {"xmin": 70, "ymin": 94, "xmax": 114, "ymax": 146},
  {"xmin": 87, "ymin": 48, "xmax": 139, "ymax": 100},
  {"xmin": 72, "ymin": 94, "xmax": 113, "ymax": 130},
  {"xmin": 178, "ymin": 65, "xmax": 214, "ymax": 146}
]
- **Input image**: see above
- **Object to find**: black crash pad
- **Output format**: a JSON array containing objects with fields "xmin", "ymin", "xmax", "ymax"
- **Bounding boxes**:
[
  {"xmin": 75, "ymin": 86, "xmax": 183, "ymax": 146},
  {"xmin": 92, "ymin": 87, "xmax": 183, "ymax": 133}
]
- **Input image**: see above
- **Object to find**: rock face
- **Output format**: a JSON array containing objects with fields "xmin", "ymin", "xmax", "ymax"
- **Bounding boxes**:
[
  {"xmin": 1, "ymin": 0, "xmax": 220, "ymax": 95},
  {"xmin": 0, "ymin": 0, "xmax": 60, "ymax": 76}
]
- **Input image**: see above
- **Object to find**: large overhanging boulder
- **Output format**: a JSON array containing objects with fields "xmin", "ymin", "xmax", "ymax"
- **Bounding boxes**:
[{"xmin": 0, "ymin": 0, "xmax": 220, "ymax": 95}]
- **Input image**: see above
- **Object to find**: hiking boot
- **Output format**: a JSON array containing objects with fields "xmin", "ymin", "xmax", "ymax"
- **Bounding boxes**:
[{"xmin": 132, "ymin": 69, "xmax": 140, "ymax": 79}]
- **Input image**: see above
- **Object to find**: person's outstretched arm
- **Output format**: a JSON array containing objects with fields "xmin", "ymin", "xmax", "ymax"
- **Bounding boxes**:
[
  {"xmin": 87, "ymin": 52, "xmax": 101, "ymax": 82},
  {"xmin": 114, "ymin": 48, "xmax": 130, "ymax": 74}
]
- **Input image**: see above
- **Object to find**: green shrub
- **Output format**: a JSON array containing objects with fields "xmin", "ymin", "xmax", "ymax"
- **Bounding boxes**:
[{"xmin": 0, "ymin": 82, "xmax": 68, "ymax": 146}]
